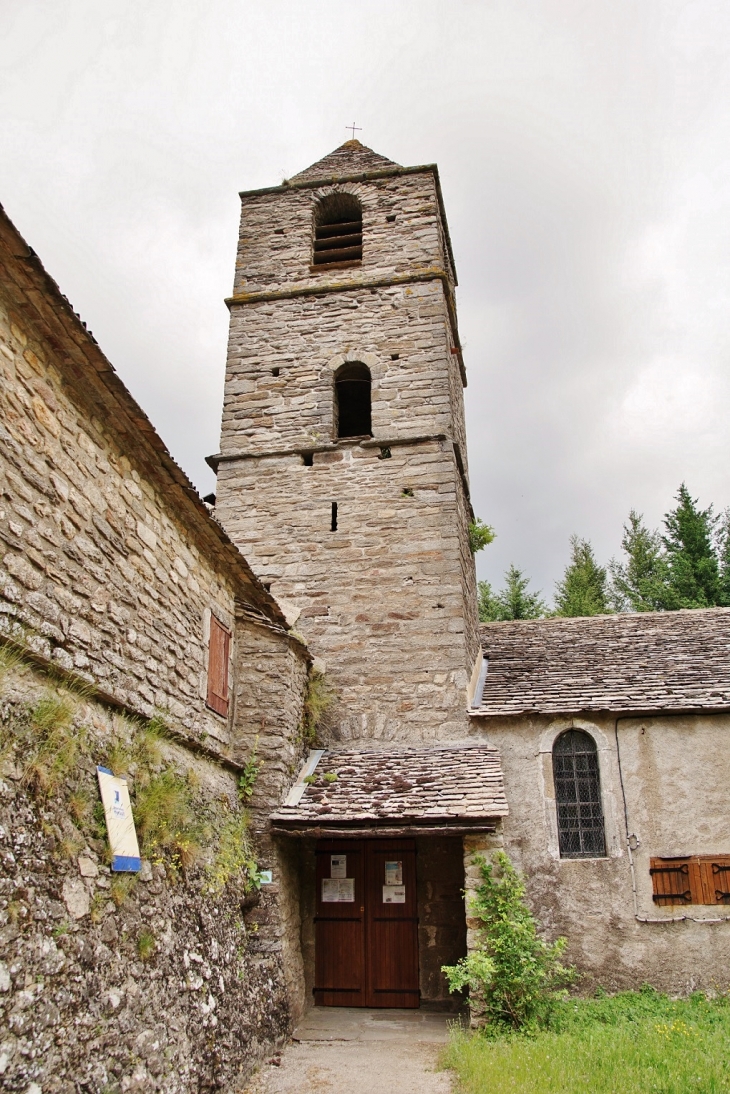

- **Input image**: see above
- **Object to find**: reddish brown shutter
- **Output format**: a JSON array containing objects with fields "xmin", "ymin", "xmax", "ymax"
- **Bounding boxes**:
[
  {"xmin": 206, "ymin": 616, "xmax": 230, "ymax": 717},
  {"xmin": 649, "ymin": 857, "xmax": 702, "ymax": 905},
  {"xmin": 698, "ymin": 856, "xmax": 730, "ymax": 905}
]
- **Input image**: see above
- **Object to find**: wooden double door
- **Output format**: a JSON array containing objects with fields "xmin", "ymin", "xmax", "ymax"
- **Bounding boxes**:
[{"xmin": 314, "ymin": 838, "xmax": 419, "ymax": 1008}]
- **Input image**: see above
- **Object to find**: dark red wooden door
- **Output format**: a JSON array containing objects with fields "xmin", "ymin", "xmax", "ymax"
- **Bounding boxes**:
[{"xmin": 314, "ymin": 838, "xmax": 419, "ymax": 1008}]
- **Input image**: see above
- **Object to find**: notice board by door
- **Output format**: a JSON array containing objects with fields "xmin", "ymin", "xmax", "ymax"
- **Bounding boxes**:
[{"xmin": 314, "ymin": 838, "xmax": 419, "ymax": 1008}]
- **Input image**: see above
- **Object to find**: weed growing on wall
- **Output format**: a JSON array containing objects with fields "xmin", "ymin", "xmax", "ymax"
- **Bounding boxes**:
[
  {"xmin": 443, "ymin": 852, "xmax": 575, "ymax": 1031},
  {"xmin": 205, "ymin": 811, "xmax": 261, "ymax": 894},
  {"xmin": 237, "ymin": 738, "xmax": 260, "ymax": 802},
  {"xmin": 300, "ymin": 669, "xmax": 334, "ymax": 746}
]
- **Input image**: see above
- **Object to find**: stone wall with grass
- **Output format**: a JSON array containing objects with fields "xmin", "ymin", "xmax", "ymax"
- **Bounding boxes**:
[{"xmin": 0, "ymin": 653, "xmax": 307, "ymax": 1093}]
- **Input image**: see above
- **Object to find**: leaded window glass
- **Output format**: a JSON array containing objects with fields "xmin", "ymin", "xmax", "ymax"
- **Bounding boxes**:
[{"xmin": 553, "ymin": 730, "xmax": 606, "ymax": 858}]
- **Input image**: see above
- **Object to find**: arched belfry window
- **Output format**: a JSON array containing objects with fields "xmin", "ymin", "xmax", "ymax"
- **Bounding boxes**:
[
  {"xmin": 552, "ymin": 730, "xmax": 606, "ymax": 859},
  {"xmin": 313, "ymin": 194, "xmax": 363, "ymax": 266},
  {"xmin": 335, "ymin": 363, "xmax": 371, "ymax": 439}
]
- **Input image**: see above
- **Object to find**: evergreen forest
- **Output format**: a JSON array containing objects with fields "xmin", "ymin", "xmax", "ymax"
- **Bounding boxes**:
[{"xmin": 478, "ymin": 484, "xmax": 730, "ymax": 622}]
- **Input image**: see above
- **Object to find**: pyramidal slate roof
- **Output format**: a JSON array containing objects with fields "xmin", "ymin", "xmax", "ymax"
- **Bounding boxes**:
[
  {"xmin": 271, "ymin": 744, "xmax": 507, "ymax": 829},
  {"xmin": 289, "ymin": 139, "xmax": 400, "ymax": 183},
  {"xmin": 472, "ymin": 608, "xmax": 730, "ymax": 717}
]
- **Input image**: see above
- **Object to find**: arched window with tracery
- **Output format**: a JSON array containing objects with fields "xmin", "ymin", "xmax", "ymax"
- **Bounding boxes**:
[
  {"xmin": 335, "ymin": 362, "xmax": 371, "ymax": 439},
  {"xmin": 313, "ymin": 193, "xmax": 363, "ymax": 267},
  {"xmin": 552, "ymin": 729, "xmax": 606, "ymax": 858}
]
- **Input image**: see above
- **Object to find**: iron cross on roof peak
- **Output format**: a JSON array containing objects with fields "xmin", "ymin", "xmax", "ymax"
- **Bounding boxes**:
[{"xmin": 346, "ymin": 122, "xmax": 362, "ymax": 140}]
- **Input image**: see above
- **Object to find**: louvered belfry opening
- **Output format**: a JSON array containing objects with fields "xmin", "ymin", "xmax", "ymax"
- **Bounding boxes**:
[
  {"xmin": 552, "ymin": 729, "xmax": 606, "ymax": 858},
  {"xmin": 335, "ymin": 362, "xmax": 372, "ymax": 438},
  {"xmin": 313, "ymin": 193, "xmax": 363, "ymax": 266}
]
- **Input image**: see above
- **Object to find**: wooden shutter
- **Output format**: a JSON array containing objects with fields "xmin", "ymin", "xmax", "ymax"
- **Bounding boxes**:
[
  {"xmin": 206, "ymin": 616, "xmax": 230, "ymax": 717},
  {"xmin": 649, "ymin": 857, "xmax": 702, "ymax": 905},
  {"xmin": 698, "ymin": 856, "xmax": 730, "ymax": 905}
]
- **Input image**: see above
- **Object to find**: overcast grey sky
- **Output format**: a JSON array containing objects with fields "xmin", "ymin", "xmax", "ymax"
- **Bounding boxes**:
[{"xmin": 2, "ymin": 1, "xmax": 730, "ymax": 601}]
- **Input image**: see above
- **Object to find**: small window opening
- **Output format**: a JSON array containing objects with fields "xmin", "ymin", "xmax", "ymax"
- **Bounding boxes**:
[
  {"xmin": 331, "ymin": 502, "xmax": 338, "ymax": 531},
  {"xmin": 378, "ymin": 447, "xmax": 391, "ymax": 460},
  {"xmin": 391, "ymin": 353, "xmax": 400, "ymax": 360},
  {"xmin": 386, "ymin": 214, "xmax": 397, "ymax": 222},
  {"xmin": 402, "ymin": 487, "xmax": 414, "ymax": 497},
  {"xmin": 274, "ymin": 228, "xmax": 285, "ymax": 235},
  {"xmin": 313, "ymin": 193, "xmax": 362, "ymax": 266},
  {"xmin": 301, "ymin": 452, "xmax": 314, "ymax": 467},
  {"xmin": 271, "ymin": 367, "xmax": 280, "ymax": 376},
  {"xmin": 335, "ymin": 362, "xmax": 371, "ymax": 438},
  {"xmin": 553, "ymin": 730, "xmax": 606, "ymax": 858}
]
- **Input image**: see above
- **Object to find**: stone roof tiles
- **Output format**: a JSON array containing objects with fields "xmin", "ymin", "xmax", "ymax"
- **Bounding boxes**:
[
  {"xmin": 270, "ymin": 744, "xmax": 508, "ymax": 828},
  {"xmin": 289, "ymin": 140, "xmax": 400, "ymax": 183},
  {"xmin": 473, "ymin": 608, "xmax": 730, "ymax": 716}
]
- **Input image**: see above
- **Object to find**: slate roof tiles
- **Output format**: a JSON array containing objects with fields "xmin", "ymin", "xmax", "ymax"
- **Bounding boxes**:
[
  {"xmin": 271, "ymin": 744, "xmax": 508, "ymax": 826},
  {"xmin": 290, "ymin": 140, "xmax": 400, "ymax": 183},
  {"xmin": 473, "ymin": 608, "xmax": 730, "ymax": 716}
]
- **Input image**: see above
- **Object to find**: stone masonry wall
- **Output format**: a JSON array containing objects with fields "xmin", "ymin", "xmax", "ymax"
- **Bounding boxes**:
[
  {"xmin": 0, "ymin": 660, "xmax": 294, "ymax": 1094},
  {"xmin": 220, "ymin": 282, "xmax": 464, "ymax": 457},
  {"xmin": 217, "ymin": 439, "xmax": 473, "ymax": 745},
  {"xmin": 216, "ymin": 161, "xmax": 480, "ymax": 742},
  {"xmin": 0, "ymin": 299, "xmax": 241, "ymax": 753},
  {"xmin": 233, "ymin": 172, "xmax": 453, "ymax": 298},
  {"xmin": 0, "ymin": 214, "xmax": 312, "ymax": 1086}
]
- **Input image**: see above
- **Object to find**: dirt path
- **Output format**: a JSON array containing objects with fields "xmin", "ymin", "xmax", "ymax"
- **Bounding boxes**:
[{"xmin": 244, "ymin": 1009, "xmax": 456, "ymax": 1094}]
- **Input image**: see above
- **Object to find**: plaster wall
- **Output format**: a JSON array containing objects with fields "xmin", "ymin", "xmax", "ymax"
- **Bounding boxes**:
[{"xmin": 476, "ymin": 712, "xmax": 730, "ymax": 993}]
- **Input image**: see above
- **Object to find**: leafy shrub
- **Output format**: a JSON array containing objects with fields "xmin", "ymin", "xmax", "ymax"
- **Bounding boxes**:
[
  {"xmin": 468, "ymin": 518, "xmax": 496, "ymax": 555},
  {"xmin": 237, "ymin": 739, "xmax": 260, "ymax": 802},
  {"xmin": 442, "ymin": 852, "xmax": 575, "ymax": 1030}
]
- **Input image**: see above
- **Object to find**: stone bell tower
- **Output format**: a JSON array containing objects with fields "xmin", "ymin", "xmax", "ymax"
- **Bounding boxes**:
[{"xmin": 210, "ymin": 141, "xmax": 480, "ymax": 744}]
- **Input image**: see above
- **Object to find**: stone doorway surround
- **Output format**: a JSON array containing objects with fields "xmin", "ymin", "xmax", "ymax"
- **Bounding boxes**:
[{"xmin": 270, "ymin": 742, "xmax": 508, "ymax": 1020}]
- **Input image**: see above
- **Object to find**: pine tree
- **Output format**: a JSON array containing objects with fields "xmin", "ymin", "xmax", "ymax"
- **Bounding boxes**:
[
  {"xmin": 553, "ymin": 536, "xmax": 609, "ymax": 617},
  {"xmin": 609, "ymin": 511, "xmax": 670, "ymax": 612},
  {"xmin": 478, "ymin": 567, "xmax": 546, "ymax": 622},
  {"xmin": 662, "ymin": 483, "xmax": 719, "ymax": 608},
  {"xmin": 717, "ymin": 509, "xmax": 730, "ymax": 608}
]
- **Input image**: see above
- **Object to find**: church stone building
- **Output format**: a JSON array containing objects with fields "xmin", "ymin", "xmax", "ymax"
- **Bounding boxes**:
[{"xmin": 2, "ymin": 139, "xmax": 730, "ymax": 1088}]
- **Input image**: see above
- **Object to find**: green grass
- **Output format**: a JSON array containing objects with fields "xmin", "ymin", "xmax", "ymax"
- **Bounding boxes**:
[{"xmin": 443, "ymin": 990, "xmax": 730, "ymax": 1094}]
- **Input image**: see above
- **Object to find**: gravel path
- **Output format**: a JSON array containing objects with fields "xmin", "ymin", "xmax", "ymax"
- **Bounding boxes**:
[{"xmin": 243, "ymin": 1008, "xmax": 456, "ymax": 1094}]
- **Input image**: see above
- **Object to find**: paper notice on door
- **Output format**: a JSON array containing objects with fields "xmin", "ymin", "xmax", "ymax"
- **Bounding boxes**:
[
  {"xmin": 383, "ymin": 885, "xmax": 406, "ymax": 904},
  {"xmin": 384, "ymin": 860, "xmax": 403, "ymax": 886},
  {"xmin": 322, "ymin": 878, "xmax": 355, "ymax": 902},
  {"xmin": 330, "ymin": 855, "xmax": 347, "ymax": 879}
]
